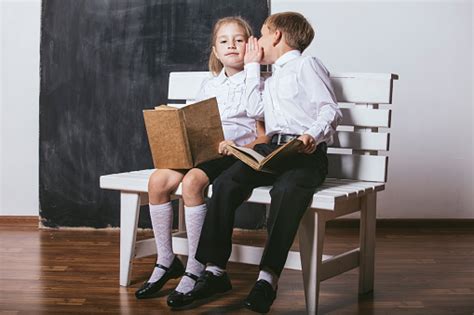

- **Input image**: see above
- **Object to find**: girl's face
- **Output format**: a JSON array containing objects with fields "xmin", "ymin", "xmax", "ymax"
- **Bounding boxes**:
[{"xmin": 212, "ymin": 22, "xmax": 247, "ymax": 75}]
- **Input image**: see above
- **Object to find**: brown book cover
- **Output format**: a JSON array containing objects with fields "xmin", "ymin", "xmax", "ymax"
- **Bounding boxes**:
[
  {"xmin": 226, "ymin": 139, "xmax": 303, "ymax": 173},
  {"xmin": 143, "ymin": 97, "xmax": 224, "ymax": 169}
]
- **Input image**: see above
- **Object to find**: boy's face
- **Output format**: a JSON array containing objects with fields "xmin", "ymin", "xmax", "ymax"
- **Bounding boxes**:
[
  {"xmin": 213, "ymin": 22, "xmax": 246, "ymax": 71},
  {"xmin": 257, "ymin": 24, "xmax": 277, "ymax": 65}
]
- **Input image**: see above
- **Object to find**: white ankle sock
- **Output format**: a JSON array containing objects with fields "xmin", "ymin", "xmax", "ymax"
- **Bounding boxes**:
[
  {"xmin": 148, "ymin": 202, "xmax": 175, "ymax": 283},
  {"xmin": 206, "ymin": 264, "xmax": 225, "ymax": 277},
  {"xmin": 175, "ymin": 204, "xmax": 207, "ymax": 293},
  {"xmin": 258, "ymin": 269, "xmax": 278, "ymax": 290}
]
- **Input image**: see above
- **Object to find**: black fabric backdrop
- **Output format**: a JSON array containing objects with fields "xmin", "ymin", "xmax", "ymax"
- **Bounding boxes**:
[{"xmin": 39, "ymin": 0, "xmax": 269, "ymax": 228}]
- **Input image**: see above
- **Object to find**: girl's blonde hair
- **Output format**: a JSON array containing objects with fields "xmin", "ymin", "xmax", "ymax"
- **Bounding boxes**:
[{"xmin": 208, "ymin": 16, "xmax": 253, "ymax": 76}]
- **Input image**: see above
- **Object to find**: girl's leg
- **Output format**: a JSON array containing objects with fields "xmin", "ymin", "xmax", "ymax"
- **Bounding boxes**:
[
  {"xmin": 174, "ymin": 168, "xmax": 210, "ymax": 294},
  {"xmin": 147, "ymin": 169, "xmax": 184, "ymax": 283}
]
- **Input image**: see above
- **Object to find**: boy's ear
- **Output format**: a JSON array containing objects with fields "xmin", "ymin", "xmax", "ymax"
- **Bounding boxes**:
[
  {"xmin": 212, "ymin": 46, "xmax": 220, "ymax": 60},
  {"xmin": 272, "ymin": 29, "xmax": 283, "ymax": 47}
]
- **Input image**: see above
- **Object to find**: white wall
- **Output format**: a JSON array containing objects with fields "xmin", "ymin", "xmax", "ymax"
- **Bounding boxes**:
[
  {"xmin": 0, "ymin": 0, "xmax": 41, "ymax": 215},
  {"xmin": 273, "ymin": 0, "xmax": 474, "ymax": 218}
]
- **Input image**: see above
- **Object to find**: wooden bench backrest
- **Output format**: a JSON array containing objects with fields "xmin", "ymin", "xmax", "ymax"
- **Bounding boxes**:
[{"xmin": 168, "ymin": 71, "xmax": 398, "ymax": 183}]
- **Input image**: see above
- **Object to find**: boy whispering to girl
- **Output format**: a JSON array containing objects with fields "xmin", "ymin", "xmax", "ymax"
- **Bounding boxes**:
[{"xmin": 188, "ymin": 11, "xmax": 342, "ymax": 313}]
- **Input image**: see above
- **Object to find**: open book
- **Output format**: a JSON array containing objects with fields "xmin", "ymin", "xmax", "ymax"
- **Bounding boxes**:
[
  {"xmin": 226, "ymin": 139, "xmax": 303, "ymax": 173},
  {"xmin": 143, "ymin": 97, "xmax": 224, "ymax": 169}
]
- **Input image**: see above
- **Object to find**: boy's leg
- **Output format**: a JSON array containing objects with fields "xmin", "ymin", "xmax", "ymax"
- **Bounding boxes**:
[
  {"xmin": 195, "ymin": 160, "xmax": 275, "ymax": 268},
  {"xmin": 260, "ymin": 163, "xmax": 326, "ymax": 276},
  {"xmin": 260, "ymin": 144, "xmax": 328, "ymax": 276},
  {"xmin": 244, "ymin": 145, "xmax": 328, "ymax": 313}
]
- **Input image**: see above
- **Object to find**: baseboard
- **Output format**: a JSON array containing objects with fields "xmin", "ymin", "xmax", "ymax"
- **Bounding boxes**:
[
  {"xmin": 0, "ymin": 216, "xmax": 39, "ymax": 227},
  {"xmin": 4, "ymin": 216, "xmax": 472, "ymax": 230},
  {"xmin": 327, "ymin": 218, "xmax": 474, "ymax": 228}
]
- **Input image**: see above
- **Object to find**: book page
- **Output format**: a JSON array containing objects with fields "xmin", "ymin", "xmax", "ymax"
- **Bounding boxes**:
[{"xmin": 228, "ymin": 145, "xmax": 265, "ymax": 163}]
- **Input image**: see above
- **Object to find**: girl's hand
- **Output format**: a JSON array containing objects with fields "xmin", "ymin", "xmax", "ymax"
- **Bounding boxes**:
[
  {"xmin": 244, "ymin": 36, "xmax": 263, "ymax": 65},
  {"xmin": 297, "ymin": 134, "xmax": 317, "ymax": 154},
  {"xmin": 218, "ymin": 140, "xmax": 236, "ymax": 156}
]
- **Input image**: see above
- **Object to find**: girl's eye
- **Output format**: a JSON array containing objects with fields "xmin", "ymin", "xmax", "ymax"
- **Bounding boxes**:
[
  {"xmin": 220, "ymin": 40, "xmax": 227, "ymax": 44},
  {"xmin": 237, "ymin": 39, "xmax": 244, "ymax": 43}
]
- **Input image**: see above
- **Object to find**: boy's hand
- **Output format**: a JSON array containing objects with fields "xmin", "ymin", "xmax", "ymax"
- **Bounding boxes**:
[
  {"xmin": 244, "ymin": 36, "xmax": 263, "ymax": 64},
  {"xmin": 219, "ymin": 140, "xmax": 236, "ymax": 156},
  {"xmin": 297, "ymin": 134, "xmax": 317, "ymax": 154}
]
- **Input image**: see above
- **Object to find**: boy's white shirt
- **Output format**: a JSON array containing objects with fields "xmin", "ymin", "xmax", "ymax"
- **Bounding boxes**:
[
  {"xmin": 244, "ymin": 50, "xmax": 342, "ymax": 146},
  {"xmin": 195, "ymin": 68, "xmax": 261, "ymax": 147}
]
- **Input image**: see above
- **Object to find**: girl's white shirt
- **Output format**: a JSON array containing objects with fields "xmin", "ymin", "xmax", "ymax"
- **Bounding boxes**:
[{"xmin": 195, "ymin": 68, "xmax": 260, "ymax": 147}]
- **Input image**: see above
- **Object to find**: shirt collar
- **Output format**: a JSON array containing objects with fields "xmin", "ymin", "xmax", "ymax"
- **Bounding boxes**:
[
  {"xmin": 215, "ymin": 68, "xmax": 245, "ymax": 84},
  {"xmin": 274, "ymin": 50, "xmax": 301, "ymax": 71}
]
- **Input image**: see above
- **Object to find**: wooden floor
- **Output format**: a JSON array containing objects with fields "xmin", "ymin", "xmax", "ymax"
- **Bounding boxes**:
[{"xmin": 1, "ymin": 218, "xmax": 473, "ymax": 314}]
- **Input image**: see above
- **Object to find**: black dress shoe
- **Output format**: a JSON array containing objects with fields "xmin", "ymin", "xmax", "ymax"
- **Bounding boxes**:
[
  {"xmin": 244, "ymin": 280, "xmax": 277, "ymax": 313},
  {"xmin": 135, "ymin": 256, "xmax": 185, "ymax": 299},
  {"xmin": 166, "ymin": 272, "xmax": 199, "ymax": 308},
  {"xmin": 186, "ymin": 270, "xmax": 232, "ymax": 301}
]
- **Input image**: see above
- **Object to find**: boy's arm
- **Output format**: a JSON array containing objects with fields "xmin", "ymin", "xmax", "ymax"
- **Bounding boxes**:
[
  {"xmin": 300, "ymin": 58, "xmax": 343, "ymax": 146},
  {"xmin": 244, "ymin": 63, "xmax": 265, "ymax": 119},
  {"xmin": 243, "ymin": 37, "xmax": 265, "ymax": 119}
]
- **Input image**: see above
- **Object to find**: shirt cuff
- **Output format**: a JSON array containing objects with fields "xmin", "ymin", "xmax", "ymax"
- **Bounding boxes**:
[
  {"xmin": 304, "ymin": 128, "xmax": 324, "ymax": 145},
  {"xmin": 244, "ymin": 63, "xmax": 260, "ymax": 79}
]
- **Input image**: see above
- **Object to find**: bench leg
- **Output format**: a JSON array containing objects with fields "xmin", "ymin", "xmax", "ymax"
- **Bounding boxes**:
[
  {"xmin": 299, "ymin": 210, "xmax": 326, "ymax": 314},
  {"xmin": 359, "ymin": 192, "xmax": 376, "ymax": 294},
  {"xmin": 120, "ymin": 192, "xmax": 141, "ymax": 286}
]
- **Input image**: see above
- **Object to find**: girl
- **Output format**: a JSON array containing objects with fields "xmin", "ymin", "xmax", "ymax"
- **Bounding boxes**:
[{"xmin": 135, "ymin": 17, "xmax": 268, "ymax": 307}]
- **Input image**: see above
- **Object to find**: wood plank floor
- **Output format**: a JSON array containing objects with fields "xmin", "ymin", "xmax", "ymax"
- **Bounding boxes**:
[{"xmin": 1, "ymin": 219, "xmax": 473, "ymax": 314}]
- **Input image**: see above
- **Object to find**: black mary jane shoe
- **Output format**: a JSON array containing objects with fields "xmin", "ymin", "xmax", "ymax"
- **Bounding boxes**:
[
  {"xmin": 244, "ymin": 279, "xmax": 277, "ymax": 313},
  {"xmin": 166, "ymin": 272, "xmax": 200, "ymax": 308},
  {"xmin": 135, "ymin": 256, "xmax": 185, "ymax": 299}
]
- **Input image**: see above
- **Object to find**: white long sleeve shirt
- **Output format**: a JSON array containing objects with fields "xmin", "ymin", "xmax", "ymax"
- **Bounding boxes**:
[
  {"xmin": 195, "ymin": 69, "xmax": 260, "ymax": 146},
  {"xmin": 245, "ymin": 50, "xmax": 342, "ymax": 145}
]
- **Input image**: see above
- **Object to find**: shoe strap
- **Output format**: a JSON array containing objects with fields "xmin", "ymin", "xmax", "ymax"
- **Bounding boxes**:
[
  {"xmin": 155, "ymin": 263, "xmax": 170, "ymax": 272},
  {"xmin": 183, "ymin": 271, "xmax": 199, "ymax": 281}
]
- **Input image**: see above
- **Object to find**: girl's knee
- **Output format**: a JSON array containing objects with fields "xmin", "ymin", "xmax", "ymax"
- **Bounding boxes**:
[
  {"xmin": 182, "ymin": 169, "xmax": 209, "ymax": 194},
  {"xmin": 148, "ymin": 169, "xmax": 182, "ymax": 195}
]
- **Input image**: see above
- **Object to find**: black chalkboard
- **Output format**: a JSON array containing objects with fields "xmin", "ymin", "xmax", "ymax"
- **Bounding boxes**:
[{"xmin": 39, "ymin": 0, "xmax": 269, "ymax": 228}]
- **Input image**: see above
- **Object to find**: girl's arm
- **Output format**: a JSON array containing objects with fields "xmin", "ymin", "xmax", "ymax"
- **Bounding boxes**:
[{"xmin": 243, "ymin": 120, "xmax": 270, "ymax": 149}]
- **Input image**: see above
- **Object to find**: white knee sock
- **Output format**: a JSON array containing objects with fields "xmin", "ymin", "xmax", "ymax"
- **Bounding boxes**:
[
  {"xmin": 258, "ymin": 268, "xmax": 279, "ymax": 290},
  {"xmin": 175, "ymin": 204, "xmax": 207, "ymax": 293},
  {"xmin": 148, "ymin": 202, "xmax": 175, "ymax": 283}
]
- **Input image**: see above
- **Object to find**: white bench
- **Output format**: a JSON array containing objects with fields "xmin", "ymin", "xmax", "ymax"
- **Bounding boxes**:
[{"xmin": 100, "ymin": 71, "xmax": 398, "ymax": 314}]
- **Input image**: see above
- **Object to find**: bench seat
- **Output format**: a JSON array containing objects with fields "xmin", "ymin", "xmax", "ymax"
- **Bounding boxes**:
[{"xmin": 100, "ymin": 169, "xmax": 384, "ymax": 211}]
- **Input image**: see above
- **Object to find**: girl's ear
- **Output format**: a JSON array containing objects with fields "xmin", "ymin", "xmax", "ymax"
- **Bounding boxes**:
[
  {"xmin": 212, "ymin": 46, "xmax": 220, "ymax": 60},
  {"xmin": 272, "ymin": 30, "xmax": 282, "ymax": 47}
]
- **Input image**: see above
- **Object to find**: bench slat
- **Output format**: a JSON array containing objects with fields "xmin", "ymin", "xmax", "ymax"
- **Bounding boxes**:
[
  {"xmin": 332, "ymin": 131, "xmax": 389, "ymax": 151},
  {"xmin": 331, "ymin": 73, "xmax": 396, "ymax": 104},
  {"xmin": 340, "ymin": 108, "xmax": 391, "ymax": 128},
  {"xmin": 168, "ymin": 71, "xmax": 397, "ymax": 105},
  {"xmin": 328, "ymin": 154, "xmax": 388, "ymax": 182}
]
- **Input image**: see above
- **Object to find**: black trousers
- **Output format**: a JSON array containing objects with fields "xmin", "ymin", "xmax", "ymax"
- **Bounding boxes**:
[{"xmin": 195, "ymin": 142, "xmax": 328, "ymax": 276}]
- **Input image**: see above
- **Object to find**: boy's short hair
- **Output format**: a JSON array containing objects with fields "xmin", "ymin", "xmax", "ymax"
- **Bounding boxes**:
[{"xmin": 264, "ymin": 12, "xmax": 314, "ymax": 52}]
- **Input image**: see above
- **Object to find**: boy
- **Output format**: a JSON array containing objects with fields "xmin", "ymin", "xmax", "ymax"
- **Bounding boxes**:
[{"xmin": 185, "ymin": 12, "xmax": 342, "ymax": 313}]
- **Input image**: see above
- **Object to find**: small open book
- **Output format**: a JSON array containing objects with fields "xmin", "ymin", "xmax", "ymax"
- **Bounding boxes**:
[{"xmin": 226, "ymin": 139, "xmax": 303, "ymax": 173}]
